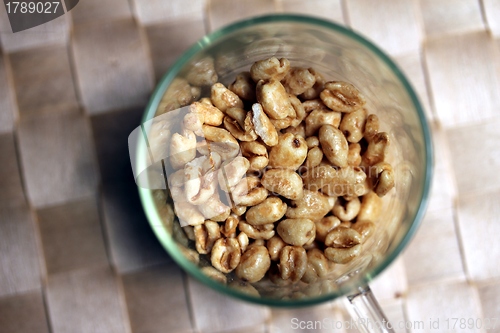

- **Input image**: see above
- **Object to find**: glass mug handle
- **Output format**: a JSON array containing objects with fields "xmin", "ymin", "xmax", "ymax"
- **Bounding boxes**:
[{"xmin": 345, "ymin": 285, "xmax": 395, "ymax": 333}]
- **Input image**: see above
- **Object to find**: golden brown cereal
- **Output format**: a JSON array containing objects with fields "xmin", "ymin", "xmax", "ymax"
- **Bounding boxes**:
[
  {"xmin": 315, "ymin": 216, "xmax": 341, "ymax": 243},
  {"xmin": 261, "ymin": 168, "xmax": 304, "ymax": 200},
  {"xmin": 155, "ymin": 56, "xmax": 397, "ymax": 288},
  {"xmin": 157, "ymin": 78, "xmax": 198, "ymax": 115},
  {"xmin": 229, "ymin": 71, "xmax": 256, "ymax": 101},
  {"xmin": 249, "ymin": 103, "xmax": 279, "ymax": 146},
  {"xmin": 225, "ymin": 107, "xmax": 247, "ymax": 127},
  {"xmin": 282, "ymin": 67, "xmax": 316, "ymax": 96},
  {"xmin": 324, "ymin": 244, "xmax": 362, "ymax": 264},
  {"xmin": 321, "ymin": 166, "xmax": 367, "ymax": 197},
  {"xmin": 178, "ymin": 245, "xmax": 200, "ymax": 264},
  {"xmin": 332, "ymin": 197, "xmax": 361, "ymax": 222},
  {"xmin": 339, "ymin": 221, "xmax": 352, "ymax": 229},
  {"xmin": 202, "ymin": 125, "xmax": 240, "ymax": 160},
  {"xmin": 169, "ymin": 186, "xmax": 187, "ymax": 204},
  {"xmin": 339, "ymin": 108, "xmax": 367, "ymax": 143},
  {"xmin": 211, "ymin": 238, "xmax": 241, "ymax": 273},
  {"xmin": 231, "ymin": 205, "xmax": 247, "ymax": 216},
  {"xmin": 301, "ymin": 164, "xmax": 337, "ymax": 192},
  {"xmin": 347, "ymin": 143, "xmax": 362, "ymax": 167},
  {"xmin": 362, "ymin": 132, "xmax": 389, "ymax": 167},
  {"xmin": 245, "ymin": 197, "xmax": 287, "ymax": 225},
  {"xmin": 320, "ymin": 81, "xmax": 366, "ymax": 113},
  {"xmin": 283, "ymin": 123, "xmax": 306, "ymax": 138},
  {"xmin": 240, "ymin": 141, "xmax": 269, "ymax": 171},
  {"xmin": 229, "ymin": 281, "xmax": 260, "ymax": 297},
  {"xmin": 301, "ymin": 248, "xmax": 329, "ymax": 283},
  {"xmin": 185, "ymin": 57, "xmax": 218, "ymax": 87},
  {"xmin": 191, "ymin": 86, "xmax": 201, "ymax": 103},
  {"xmin": 369, "ymin": 162, "xmax": 395, "ymax": 196},
  {"xmin": 223, "ymin": 116, "xmax": 258, "ymax": 141},
  {"xmin": 257, "ymin": 80, "xmax": 296, "ymax": 120},
  {"xmin": 285, "ymin": 189, "xmax": 333, "ymax": 221},
  {"xmin": 239, "ymin": 221, "xmax": 275, "ymax": 240},
  {"xmin": 302, "ymin": 98, "xmax": 329, "ymax": 113},
  {"xmin": 303, "ymin": 240, "xmax": 319, "ymax": 251},
  {"xmin": 194, "ymin": 221, "xmax": 221, "ymax": 254},
  {"xmin": 211, "ymin": 82, "xmax": 244, "ymax": 112},
  {"xmin": 237, "ymin": 232, "xmax": 249, "ymax": 252},
  {"xmin": 277, "ymin": 218, "xmax": 316, "ymax": 246},
  {"xmin": 351, "ymin": 221, "xmax": 375, "ymax": 242},
  {"xmin": 364, "ymin": 114, "xmax": 380, "ymax": 141},
  {"xmin": 357, "ymin": 191, "xmax": 382, "ymax": 223},
  {"xmin": 270, "ymin": 116, "xmax": 294, "ymax": 130},
  {"xmin": 252, "ymin": 239, "xmax": 266, "ymax": 247},
  {"xmin": 231, "ymin": 176, "xmax": 269, "ymax": 206},
  {"xmin": 300, "ymin": 68, "xmax": 325, "ymax": 100},
  {"xmin": 305, "ymin": 109, "xmax": 342, "ymax": 137},
  {"xmin": 183, "ymin": 112, "xmax": 204, "ymax": 136},
  {"xmin": 279, "ymin": 246, "xmax": 307, "ymax": 282},
  {"xmin": 306, "ymin": 136, "xmax": 320, "ymax": 148},
  {"xmin": 148, "ymin": 118, "xmax": 173, "ymax": 162},
  {"xmin": 221, "ymin": 214, "xmax": 240, "ymax": 238},
  {"xmin": 157, "ymin": 195, "xmax": 175, "ymax": 226},
  {"xmin": 250, "ymin": 57, "xmax": 290, "ymax": 82},
  {"xmin": 267, "ymin": 235, "xmax": 287, "ymax": 261},
  {"xmin": 304, "ymin": 146, "xmax": 323, "ymax": 168},
  {"xmin": 235, "ymin": 245, "xmax": 271, "ymax": 283},
  {"xmin": 196, "ymin": 140, "xmax": 210, "ymax": 156},
  {"xmin": 325, "ymin": 227, "xmax": 362, "ymax": 248},
  {"xmin": 319, "ymin": 124, "xmax": 349, "ymax": 167},
  {"xmin": 202, "ymin": 151, "xmax": 222, "ymax": 172},
  {"xmin": 268, "ymin": 133, "xmax": 308, "ymax": 170},
  {"xmin": 289, "ymin": 94, "xmax": 306, "ymax": 127}
]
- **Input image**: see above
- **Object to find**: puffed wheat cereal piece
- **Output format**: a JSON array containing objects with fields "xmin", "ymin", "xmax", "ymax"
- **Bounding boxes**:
[
  {"xmin": 285, "ymin": 189, "xmax": 333, "ymax": 221},
  {"xmin": 229, "ymin": 71, "xmax": 256, "ymax": 101},
  {"xmin": 211, "ymin": 82, "xmax": 244, "ymax": 112},
  {"xmin": 249, "ymin": 103, "xmax": 279, "ymax": 146},
  {"xmin": 246, "ymin": 197, "xmax": 287, "ymax": 225},
  {"xmin": 320, "ymin": 81, "xmax": 366, "ymax": 113},
  {"xmin": 186, "ymin": 57, "xmax": 218, "ymax": 86},
  {"xmin": 250, "ymin": 57, "xmax": 290, "ymax": 82},
  {"xmin": 211, "ymin": 238, "xmax": 241, "ymax": 273},
  {"xmin": 279, "ymin": 246, "xmax": 307, "ymax": 282},
  {"xmin": 235, "ymin": 245, "xmax": 271, "ymax": 283},
  {"xmin": 261, "ymin": 168, "xmax": 304, "ymax": 200},
  {"xmin": 277, "ymin": 218, "xmax": 316, "ymax": 246},
  {"xmin": 268, "ymin": 133, "xmax": 308, "ymax": 170},
  {"xmin": 256, "ymin": 79, "xmax": 296, "ymax": 120}
]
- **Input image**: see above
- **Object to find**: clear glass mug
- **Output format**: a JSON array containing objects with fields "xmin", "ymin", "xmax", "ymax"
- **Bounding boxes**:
[{"xmin": 130, "ymin": 14, "xmax": 432, "ymax": 333}]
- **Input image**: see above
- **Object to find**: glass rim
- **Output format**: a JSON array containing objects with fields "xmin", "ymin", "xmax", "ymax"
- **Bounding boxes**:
[{"xmin": 137, "ymin": 13, "xmax": 433, "ymax": 307}]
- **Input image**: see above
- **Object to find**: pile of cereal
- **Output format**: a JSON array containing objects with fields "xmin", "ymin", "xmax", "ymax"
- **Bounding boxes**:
[{"xmin": 156, "ymin": 57, "xmax": 395, "ymax": 286}]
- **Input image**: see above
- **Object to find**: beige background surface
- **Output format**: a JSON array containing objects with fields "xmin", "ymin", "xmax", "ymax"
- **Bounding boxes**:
[{"xmin": 1, "ymin": 0, "xmax": 499, "ymax": 332}]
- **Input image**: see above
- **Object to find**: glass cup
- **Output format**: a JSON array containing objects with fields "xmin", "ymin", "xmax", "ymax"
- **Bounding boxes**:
[{"xmin": 130, "ymin": 14, "xmax": 432, "ymax": 333}]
